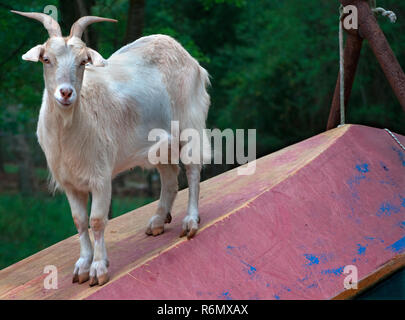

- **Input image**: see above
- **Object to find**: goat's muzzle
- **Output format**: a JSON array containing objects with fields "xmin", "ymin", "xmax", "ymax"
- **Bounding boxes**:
[{"xmin": 54, "ymin": 84, "xmax": 77, "ymax": 108}]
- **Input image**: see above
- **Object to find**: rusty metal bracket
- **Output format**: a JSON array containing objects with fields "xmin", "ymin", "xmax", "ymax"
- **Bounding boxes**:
[{"xmin": 327, "ymin": 0, "xmax": 405, "ymax": 130}]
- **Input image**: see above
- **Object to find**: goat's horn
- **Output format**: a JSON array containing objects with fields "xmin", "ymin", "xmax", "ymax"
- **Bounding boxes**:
[
  {"xmin": 70, "ymin": 16, "xmax": 117, "ymax": 39},
  {"xmin": 11, "ymin": 10, "xmax": 62, "ymax": 38}
]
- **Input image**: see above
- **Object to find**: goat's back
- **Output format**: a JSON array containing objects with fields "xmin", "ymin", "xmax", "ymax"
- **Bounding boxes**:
[
  {"xmin": 110, "ymin": 34, "xmax": 210, "ymax": 125},
  {"xmin": 109, "ymin": 34, "xmax": 212, "ymax": 163}
]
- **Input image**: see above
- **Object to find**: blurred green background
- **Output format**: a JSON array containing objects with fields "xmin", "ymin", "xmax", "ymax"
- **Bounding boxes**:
[{"xmin": 0, "ymin": 0, "xmax": 404, "ymax": 270}]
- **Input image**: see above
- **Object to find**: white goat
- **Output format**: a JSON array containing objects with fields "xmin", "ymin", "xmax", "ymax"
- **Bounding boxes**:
[{"xmin": 12, "ymin": 11, "xmax": 211, "ymax": 286}]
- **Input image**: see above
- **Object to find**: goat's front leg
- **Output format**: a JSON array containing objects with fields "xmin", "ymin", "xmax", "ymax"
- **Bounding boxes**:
[
  {"xmin": 180, "ymin": 164, "xmax": 202, "ymax": 239},
  {"xmin": 146, "ymin": 164, "xmax": 179, "ymax": 236},
  {"xmin": 66, "ymin": 189, "xmax": 93, "ymax": 284},
  {"xmin": 89, "ymin": 182, "xmax": 111, "ymax": 286}
]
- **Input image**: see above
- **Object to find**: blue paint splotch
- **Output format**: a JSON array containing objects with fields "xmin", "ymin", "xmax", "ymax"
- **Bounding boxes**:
[
  {"xmin": 346, "ymin": 163, "xmax": 370, "ymax": 201},
  {"xmin": 220, "ymin": 291, "xmax": 233, "ymax": 300},
  {"xmin": 376, "ymin": 202, "xmax": 400, "ymax": 217},
  {"xmin": 378, "ymin": 176, "xmax": 397, "ymax": 186},
  {"xmin": 226, "ymin": 245, "xmax": 259, "ymax": 280},
  {"xmin": 298, "ymin": 274, "xmax": 310, "ymax": 282},
  {"xmin": 274, "ymin": 295, "xmax": 280, "ymax": 300},
  {"xmin": 241, "ymin": 261, "xmax": 257, "ymax": 276},
  {"xmin": 347, "ymin": 175, "xmax": 366, "ymax": 189},
  {"xmin": 379, "ymin": 180, "xmax": 395, "ymax": 186},
  {"xmin": 386, "ymin": 236, "xmax": 405, "ymax": 253},
  {"xmin": 357, "ymin": 243, "xmax": 367, "ymax": 255},
  {"xmin": 304, "ymin": 254, "xmax": 319, "ymax": 266},
  {"xmin": 304, "ymin": 253, "xmax": 331, "ymax": 266},
  {"xmin": 392, "ymin": 147, "xmax": 405, "ymax": 166},
  {"xmin": 364, "ymin": 236, "xmax": 384, "ymax": 243},
  {"xmin": 321, "ymin": 266, "xmax": 345, "ymax": 276},
  {"xmin": 356, "ymin": 163, "xmax": 369, "ymax": 173},
  {"xmin": 282, "ymin": 285, "xmax": 292, "ymax": 292},
  {"xmin": 307, "ymin": 282, "xmax": 318, "ymax": 289}
]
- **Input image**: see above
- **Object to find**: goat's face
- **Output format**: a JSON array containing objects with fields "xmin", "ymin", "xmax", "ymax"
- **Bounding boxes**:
[
  {"xmin": 23, "ymin": 37, "xmax": 106, "ymax": 108},
  {"xmin": 12, "ymin": 11, "xmax": 117, "ymax": 109}
]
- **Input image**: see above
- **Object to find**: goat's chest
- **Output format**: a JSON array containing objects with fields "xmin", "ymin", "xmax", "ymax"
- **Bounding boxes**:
[{"xmin": 38, "ymin": 124, "xmax": 100, "ymax": 192}]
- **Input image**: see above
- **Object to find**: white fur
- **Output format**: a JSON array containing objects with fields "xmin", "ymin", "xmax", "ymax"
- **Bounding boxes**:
[{"xmin": 31, "ymin": 34, "xmax": 211, "ymax": 283}]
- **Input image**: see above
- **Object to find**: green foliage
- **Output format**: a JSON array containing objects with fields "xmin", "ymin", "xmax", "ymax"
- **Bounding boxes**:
[
  {"xmin": 0, "ymin": 193, "xmax": 153, "ymax": 269},
  {"xmin": 198, "ymin": 0, "xmax": 405, "ymax": 153},
  {"xmin": 0, "ymin": 193, "xmax": 73, "ymax": 269},
  {"xmin": 3, "ymin": 0, "xmax": 403, "ymax": 152},
  {"xmin": 200, "ymin": 0, "xmax": 247, "ymax": 10}
]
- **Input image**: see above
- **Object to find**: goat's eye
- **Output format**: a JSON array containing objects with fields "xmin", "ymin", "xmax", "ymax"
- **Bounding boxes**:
[
  {"xmin": 43, "ymin": 57, "xmax": 50, "ymax": 64},
  {"xmin": 80, "ymin": 59, "xmax": 88, "ymax": 66}
]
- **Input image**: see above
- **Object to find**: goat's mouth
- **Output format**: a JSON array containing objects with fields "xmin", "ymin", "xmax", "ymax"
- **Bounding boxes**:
[
  {"xmin": 55, "ymin": 98, "xmax": 74, "ymax": 108},
  {"xmin": 54, "ymin": 86, "xmax": 77, "ymax": 108}
]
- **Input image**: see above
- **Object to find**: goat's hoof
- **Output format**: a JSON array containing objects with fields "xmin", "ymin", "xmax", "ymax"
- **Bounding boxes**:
[
  {"xmin": 180, "ymin": 215, "xmax": 200, "ymax": 239},
  {"xmin": 72, "ymin": 274, "xmax": 79, "ymax": 283},
  {"xmin": 146, "ymin": 226, "xmax": 164, "ymax": 236},
  {"xmin": 89, "ymin": 273, "xmax": 109, "ymax": 287},
  {"xmin": 73, "ymin": 271, "xmax": 90, "ymax": 284},
  {"xmin": 180, "ymin": 228, "xmax": 198, "ymax": 239},
  {"xmin": 187, "ymin": 228, "xmax": 198, "ymax": 239},
  {"xmin": 73, "ymin": 257, "xmax": 92, "ymax": 284},
  {"xmin": 89, "ymin": 276, "xmax": 98, "ymax": 286},
  {"xmin": 78, "ymin": 272, "xmax": 90, "ymax": 284},
  {"xmin": 146, "ymin": 214, "xmax": 170, "ymax": 236},
  {"xmin": 152, "ymin": 226, "xmax": 164, "ymax": 236},
  {"xmin": 165, "ymin": 212, "xmax": 172, "ymax": 224},
  {"xmin": 98, "ymin": 273, "xmax": 110, "ymax": 286},
  {"xmin": 89, "ymin": 260, "xmax": 109, "ymax": 286}
]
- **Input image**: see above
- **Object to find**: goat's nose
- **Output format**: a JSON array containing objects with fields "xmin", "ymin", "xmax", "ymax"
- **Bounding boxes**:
[{"xmin": 60, "ymin": 87, "xmax": 73, "ymax": 99}]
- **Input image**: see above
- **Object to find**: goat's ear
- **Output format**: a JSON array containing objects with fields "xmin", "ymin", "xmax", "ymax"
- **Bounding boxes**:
[
  {"xmin": 87, "ymin": 48, "xmax": 107, "ymax": 67},
  {"xmin": 22, "ymin": 45, "xmax": 44, "ymax": 62}
]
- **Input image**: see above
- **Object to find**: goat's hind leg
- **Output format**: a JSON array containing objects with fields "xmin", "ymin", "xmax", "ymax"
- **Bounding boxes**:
[
  {"xmin": 146, "ymin": 164, "xmax": 179, "ymax": 236},
  {"xmin": 180, "ymin": 164, "xmax": 202, "ymax": 239},
  {"xmin": 66, "ymin": 189, "xmax": 93, "ymax": 284}
]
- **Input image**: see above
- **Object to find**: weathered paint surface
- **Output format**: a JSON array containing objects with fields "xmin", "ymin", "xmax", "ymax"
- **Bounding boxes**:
[{"xmin": 0, "ymin": 125, "xmax": 404, "ymax": 300}]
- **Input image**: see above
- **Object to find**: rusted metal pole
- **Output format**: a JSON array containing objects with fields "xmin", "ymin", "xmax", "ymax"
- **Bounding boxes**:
[
  {"xmin": 327, "ymin": 32, "xmax": 363, "ymax": 130},
  {"xmin": 356, "ymin": 0, "xmax": 405, "ymax": 111},
  {"xmin": 328, "ymin": 0, "xmax": 405, "ymax": 129}
]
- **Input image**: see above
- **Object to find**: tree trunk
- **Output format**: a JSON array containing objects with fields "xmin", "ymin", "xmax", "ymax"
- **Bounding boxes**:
[{"xmin": 124, "ymin": 0, "xmax": 145, "ymax": 45}]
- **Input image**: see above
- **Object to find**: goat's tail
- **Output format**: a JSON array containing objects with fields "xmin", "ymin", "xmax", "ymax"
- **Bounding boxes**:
[
  {"xmin": 198, "ymin": 66, "xmax": 212, "ymax": 165},
  {"xmin": 176, "ymin": 64, "xmax": 212, "ymax": 166},
  {"xmin": 183, "ymin": 65, "xmax": 211, "ymax": 166}
]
